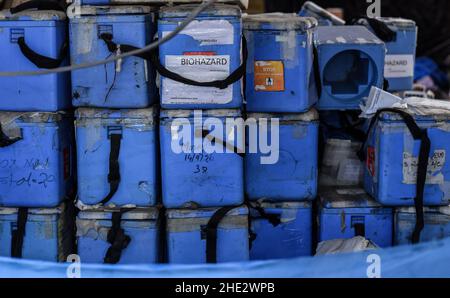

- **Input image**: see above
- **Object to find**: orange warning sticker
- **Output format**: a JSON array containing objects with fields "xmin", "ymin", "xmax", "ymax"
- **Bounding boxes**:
[{"xmin": 254, "ymin": 61, "xmax": 285, "ymax": 92}]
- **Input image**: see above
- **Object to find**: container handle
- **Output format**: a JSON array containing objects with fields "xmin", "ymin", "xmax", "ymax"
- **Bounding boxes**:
[
  {"xmin": 358, "ymin": 108, "xmax": 430, "ymax": 244},
  {"xmin": 10, "ymin": 0, "xmax": 65, "ymax": 14},
  {"xmin": 350, "ymin": 17, "xmax": 397, "ymax": 42},
  {"xmin": 17, "ymin": 36, "xmax": 68, "ymax": 69},
  {"xmin": 104, "ymin": 208, "xmax": 133, "ymax": 264},
  {"xmin": 99, "ymin": 33, "xmax": 153, "ymax": 60},
  {"xmin": 11, "ymin": 208, "xmax": 29, "ymax": 259},
  {"xmin": 0, "ymin": 123, "xmax": 22, "ymax": 148}
]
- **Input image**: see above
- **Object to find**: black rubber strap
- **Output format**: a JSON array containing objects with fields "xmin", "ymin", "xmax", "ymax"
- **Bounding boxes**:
[
  {"xmin": 0, "ymin": 123, "xmax": 22, "ymax": 148},
  {"xmin": 99, "ymin": 33, "xmax": 152, "ymax": 60},
  {"xmin": 249, "ymin": 204, "xmax": 281, "ymax": 228},
  {"xmin": 17, "ymin": 37, "xmax": 67, "ymax": 69},
  {"xmin": 351, "ymin": 17, "xmax": 397, "ymax": 42},
  {"xmin": 99, "ymin": 132, "xmax": 122, "ymax": 205},
  {"xmin": 11, "ymin": 208, "xmax": 29, "ymax": 258},
  {"xmin": 10, "ymin": 0, "xmax": 64, "ymax": 14},
  {"xmin": 104, "ymin": 209, "xmax": 132, "ymax": 264},
  {"xmin": 353, "ymin": 223, "xmax": 366, "ymax": 237},
  {"xmin": 313, "ymin": 46, "xmax": 322, "ymax": 99},
  {"xmin": 201, "ymin": 129, "xmax": 244, "ymax": 158},
  {"xmin": 151, "ymin": 36, "xmax": 248, "ymax": 90},
  {"xmin": 358, "ymin": 108, "xmax": 430, "ymax": 244}
]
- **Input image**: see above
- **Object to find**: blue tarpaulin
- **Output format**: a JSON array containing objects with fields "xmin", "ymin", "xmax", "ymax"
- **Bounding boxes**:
[{"xmin": 1, "ymin": 238, "xmax": 450, "ymax": 278}]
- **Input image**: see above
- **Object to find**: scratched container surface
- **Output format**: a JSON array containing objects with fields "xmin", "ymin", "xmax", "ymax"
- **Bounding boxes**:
[
  {"xmin": 68, "ymin": 5, "xmax": 156, "ymax": 108},
  {"xmin": 158, "ymin": 4, "xmax": 243, "ymax": 109},
  {"xmin": 318, "ymin": 187, "xmax": 393, "ymax": 248},
  {"xmin": 166, "ymin": 207, "xmax": 249, "ymax": 264},
  {"xmin": 364, "ymin": 113, "xmax": 450, "ymax": 206},
  {"xmin": 0, "ymin": 204, "xmax": 74, "ymax": 262},
  {"xmin": 298, "ymin": 1, "xmax": 345, "ymax": 26},
  {"xmin": 245, "ymin": 110, "xmax": 319, "ymax": 201},
  {"xmin": 77, "ymin": 208, "xmax": 159, "ymax": 264},
  {"xmin": 250, "ymin": 201, "xmax": 312, "ymax": 260},
  {"xmin": 361, "ymin": 17, "xmax": 417, "ymax": 92},
  {"xmin": 243, "ymin": 14, "xmax": 318, "ymax": 113},
  {"xmin": 0, "ymin": 10, "xmax": 70, "ymax": 111},
  {"xmin": 160, "ymin": 109, "xmax": 244, "ymax": 208},
  {"xmin": 395, "ymin": 206, "xmax": 450, "ymax": 245},
  {"xmin": 0, "ymin": 112, "xmax": 74, "ymax": 207},
  {"xmin": 314, "ymin": 26, "xmax": 385, "ymax": 110},
  {"xmin": 76, "ymin": 108, "xmax": 157, "ymax": 208}
]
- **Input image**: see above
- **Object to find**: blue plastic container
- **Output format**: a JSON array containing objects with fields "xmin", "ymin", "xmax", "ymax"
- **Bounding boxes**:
[
  {"xmin": 76, "ymin": 208, "xmax": 159, "ymax": 264},
  {"xmin": 75, "ymin": 108, "xmax": 157, "ymax": 208},
  {"xmin": 68, "ymin": 5, "xmax": 156, "ymax": 108},
  {"xmin": 360, "ymin": 17, "xmax": 417, "ymax": 92},
  {"xmin": 0, "ymin": 112, "xmax": 74, "ymax": 207},
  {"xmin": 298, "ymin": 1, "xmax": 346, "ymax": 26},
  {"xmin": 250, "ymin": 201, "xmax": 312, "ymax": 260},
  {"xmin": 0, "ymin": 204, "xmax": 74, "ymax": 262},
  {"xmin": 245, "ymin": 110, "xmax": 319, "ymax": 201},
  {"xmin": 364, "ymin": 113, "xmax": 450, "ymax": 206},
  {"xmin": 395, "ymin": 206, "xmax": 450, "ymax": 245},
  {"xmin": 318, "ymin": 187, "xmax": 393, "ymax": 248},
  {"xmin": 166, "ymin": 207, "xmax": 249, "ymax": 264},
  {"xmin": 0, "ymin": 10, "xmax": 70, "ymax": 111},
  {"xmin": 160, "ymin": 109, "xmax": 244, "ymax": 208},
  {"xmin": 314, "ymin": 26, "xmax": 385, "ymax": 110},
  {"xmin": 243, "ymin": 14, "xmax": 318, "ymax": 113},
  {"xmin": 158, "ymin": 4, "xmax": 243, "ymax": 109}
]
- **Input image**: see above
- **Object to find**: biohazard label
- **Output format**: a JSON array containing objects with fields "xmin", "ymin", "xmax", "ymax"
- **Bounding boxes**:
[
  {"xmin": 384, "ymin": 55, "xmax": 414, "ymax": 78},
  {"xmin": 402, "ymin": 150, "xmax": 446, "ymax": 184},
  {"xmin": 254, "ymin": 61, "xmax": 285, "ymax": 92},
  {"xmin": 367, "ymin": 147, "xmax": 376, "ymax": 177},
  {"xmin": 162, "ymin": 54, "xmax": 233, "ymax": 105}
]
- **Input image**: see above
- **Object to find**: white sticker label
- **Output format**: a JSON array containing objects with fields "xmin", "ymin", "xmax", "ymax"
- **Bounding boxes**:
[
  {"xmin": 402, "ymin": 150, "xmax": 446, "ymax": 185},
  {"xmin": 162, "ymin": 55, "xmax": 233, "ymax": 104},
  {"xmin": 384, "ymin": 55, "xmax": 414, "ymax": 78},
  {"xmin": 163, "ymin": 20, "xmax": 234, "ymax": 46}
]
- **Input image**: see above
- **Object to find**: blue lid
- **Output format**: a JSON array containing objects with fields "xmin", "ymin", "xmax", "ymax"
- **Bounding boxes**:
[
  {"xmin": 378, "ymin": 112, "xmax": 450, "ymax": 122},
  {"xmin": 320, "ymin": 187, "xmax": 382, "ymax": 208},
  {"xmin": 160, "ymin": 4, "xmax": 241, "ymax": 19},
  {"xmin": 247, "ymin": 109, "xmax": 318, "ymax": 122},
  {"xmin": 315, "ymin": 26, "xmax": 384, "ymax": 46},
  {"xmin": 167, "ymin": 206, "xmax": 248, "ymax": 219},
  {"xmin": 75, "ymin": 107, "xmax": 155, "ymax": 121},
  {"xmin": 243, "ymin": 13, "xmax": 317, "ymax": 31},
  {"xmin": 0, "ymin": 9, "xmax": 65, "ymax": 22}
]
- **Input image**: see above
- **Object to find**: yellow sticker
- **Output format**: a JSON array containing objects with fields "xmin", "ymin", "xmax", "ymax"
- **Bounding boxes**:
[{"xmin": 254, "ymin": 61, "xmax": 285, "ymax": 92}]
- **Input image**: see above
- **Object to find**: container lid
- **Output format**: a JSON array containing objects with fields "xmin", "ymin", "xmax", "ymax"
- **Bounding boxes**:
[
  {"xmin": 76, "ymin": 107, "xmax": 155, "ymax": 121},
  {"xmin": 397, "ymin": 206, "xmax": 450, "ymax": 215},
  {"xmin": 320, "ymin": 187, "xmax": 382, "ymax": 208},
  {"xmin": 160, "ymin": 109, "xmax": 241, "ymax": 119},
  {"xmin": 378, "ymin": 112, "xmax": 450, "ymax": 122},
  {"xmin": 167, "ymin": 206, "xmax": 248, "ymax": 219},
  {"xmin": 243, "ymin": 13, "xmax": 317, "ymax": 31},
  {"xmin": 300, "ymin": 1, "xmax": 346, "ymax": 26},
  {"xmin": 0, "ymin": 9, "xmax": 66, "ymax": 21},
  {"xmin": 159, "ymin": 4, "xmax": 241, "ymax": 19},
  {"xmin": 315, "ymin": 25, "xmax": 384, "ymax": 46},
  {"xmin": 253, "ymin": 201, "xmax": 312, "ymax": 210},
  {"xmin": 247, "ymin": 109, "xmax": 318, "ymax": 122},
  {"xmin": 67, "ymin": 4, "xmax": 152, "ymax": 18},
  {"xmin": 375, "ymin": 17, "xmax": 416, "ymax": 29},
  {"xmin": 0, "ymin": 206, "xmax": 62, "ymax": 216},
  {"xmin": 77, "ymin": 208, "xmax": 158, "ymax": 221}
]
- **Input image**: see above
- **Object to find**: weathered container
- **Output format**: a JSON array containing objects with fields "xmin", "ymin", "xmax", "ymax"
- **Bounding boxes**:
[
  {"xmin": 298, "ymin": 1, "xmax": 345, "ymax": 26},
  {"xmin": 0, "ymin": 204, "xmax": 74, "ymax": 262},
  {"xmin": 0, "ymin": 112, "xmax": 74, "ymax": 207},
  {"xmin": 158, "ymin": 4, "xmax": 244, "ymax": 109},
  {"xmin": 76, "ymin": 208, "xmax": 159, "ymax": 264},
  {"xmin": 245, "ymin": 110, "xmax": 319, "ymax": 201},
  {"xmin": 364, "ymin": 113, "xmax": 450, "ymax": 206},
  {"xmin": 250, "ymin": 201, "xmax": 312, "ymax": 260},
  {"xmin": 314, "ymin": 26, "xmax": 385, "ymax": 110},
  {"xmin": 160, "ymin": 109, "xmax": 244, "ymax": 208},
  {"xmin": 166, "ymin": 207, "xmax": 249, "ymax": 264},
  {"xmin": 0, "ymin": 9, "xmax": 70, "ymax": 111},
  {"xmin": 395, "ymin": 206, "xmax": 450, "ymax": 245},
  {"xmin": 318, "ymin": 187, "xmax": 393, "ymax": 248},
  {"xmin": 75, "ymin": 108, "xmax": 157, "ymax": 208},
  {"xmin": 68, "ymin": 5, "xmax": 156, "ymax": 108},
  {"xmin": 243, "ymin": 14, "xmax": 317, "ymax": 112}
]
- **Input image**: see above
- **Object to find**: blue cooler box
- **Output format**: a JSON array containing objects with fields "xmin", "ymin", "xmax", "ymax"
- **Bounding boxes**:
[
  {"xmin": 314, "ymin": 26, "xmax": 385, "ymax": 110},
  {"xmin": 298, "ymin": 1, "xmax": 345, "ymax": 26},
  {"xmin": 158, "ymin": 4, "xmax": 243, "ymax": 109},
  {"xmin": 160, "ymin": 109, "xmax": 244, "ymax": 208},
  {"xmin": 0, "ymin": 112, "xmax": 74, "ymax": 207},
  {"xmin": 77, "ymin": 208, "xmax": 159, "ymax": 264},
  {"xmin": 75, "ymin": 108, "xmax": 157, "ymax": 208},
  {"xmin": 0, "ymin": 204, "xmax": 74, "ymax": 262},
  {"xmin": 250, "ymin": 201, "xmax": 312, "ymax": 260},
  {"xmin": 364, "ymin": 113, "xmax": 450, "ymax": 206},
  {"xmin": 245, "ymin": 110, "xmax": 319, "ymax": 201},
  {"xmin": 0, "ymin": 9, "xmax": 70, "ymax": 111},
  {"xmin": 318, "ymin": 187, "xmax": 393, "ymax": 248},
  {"xmin": 166, "ymin": 207, "xmax": 249, "ymax": 264},
  {"xmin": 69, "ymin": 5, "xmax": 156, "ymax": 108},
  {"xmin": 395, "ymin": 206, "xmax": 450, "ymax": 245},
  {"xmin": 243, "ymin": 13, "xmax": 318, "ymax": 113}
]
